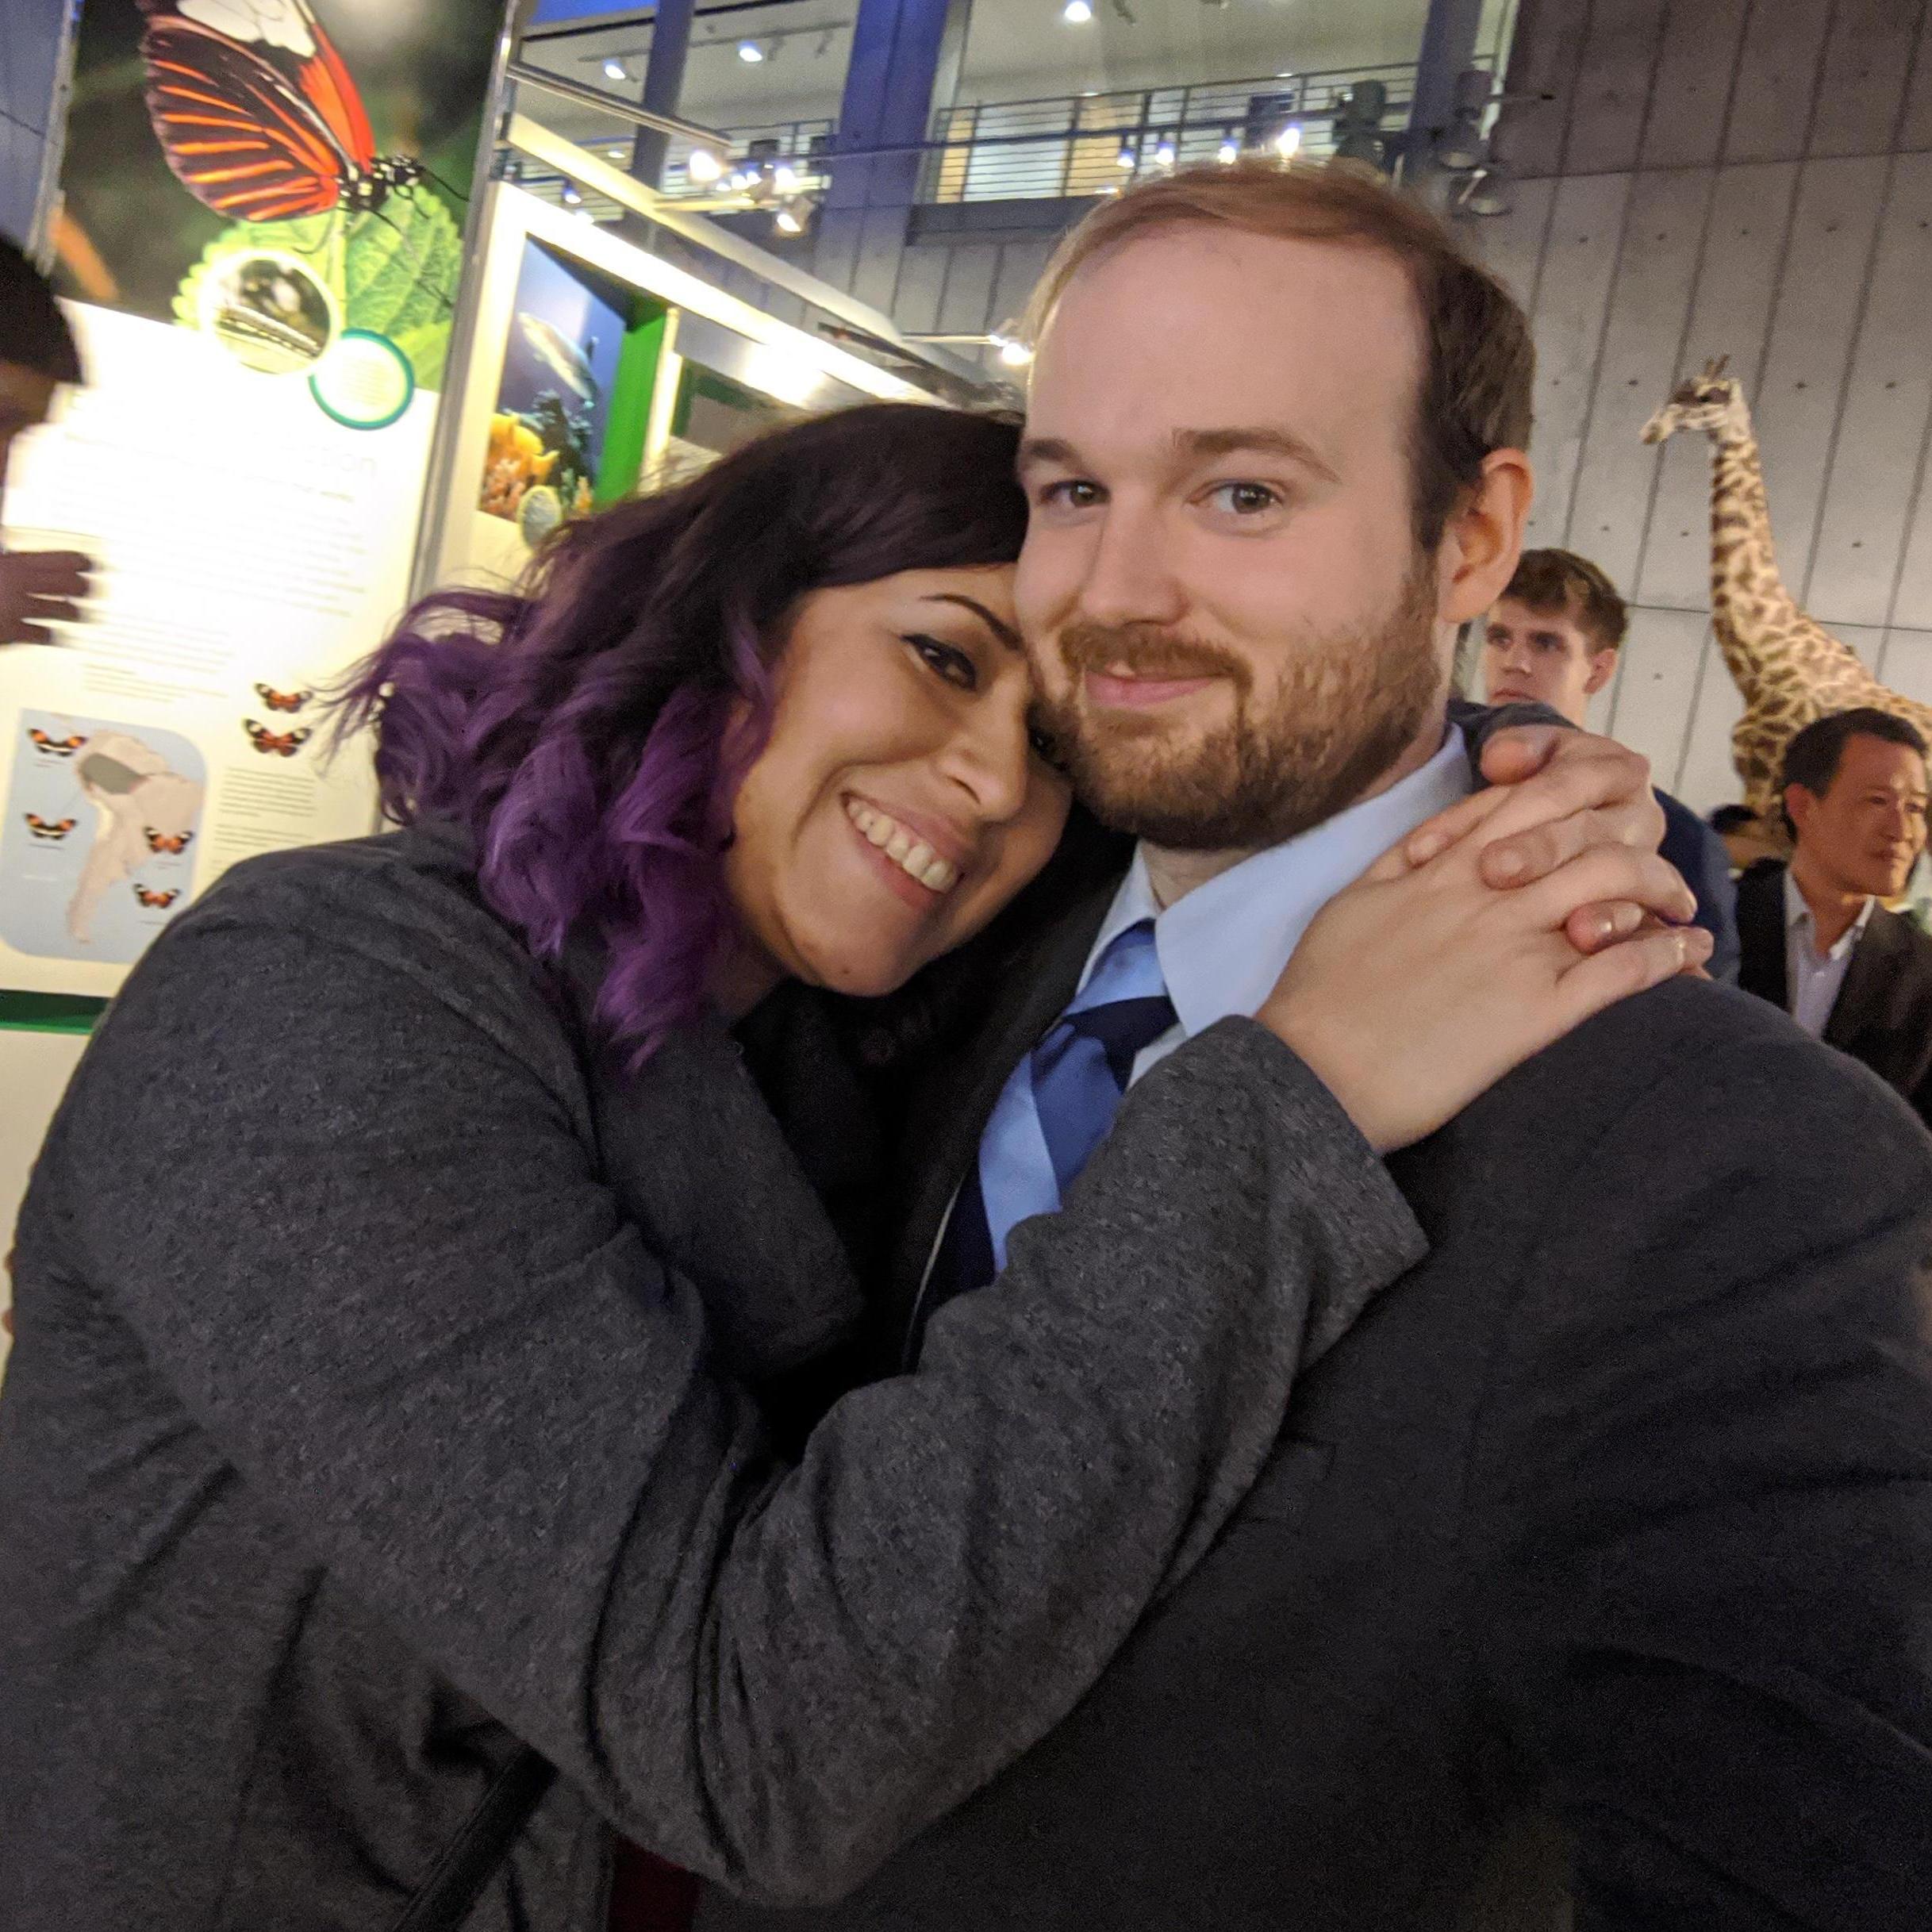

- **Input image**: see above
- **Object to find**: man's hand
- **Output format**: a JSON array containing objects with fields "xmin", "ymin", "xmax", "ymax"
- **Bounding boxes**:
[
  {"xmin": 1401, "ymin": 725, "xmax": 1687, "ymax": 958},
  {"xmin": 0, "ymin": 548, "xmax": 94, "ymax": 646}
]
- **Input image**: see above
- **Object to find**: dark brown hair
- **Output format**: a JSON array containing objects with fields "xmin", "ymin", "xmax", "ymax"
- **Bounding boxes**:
[
  {"xmin": 1023, "ymin": 159, "xmax": 1534, "ymax": 547},
  {"xmin": 1504, "ymin": 548, "xmax": 1629, "ymax": 652}
]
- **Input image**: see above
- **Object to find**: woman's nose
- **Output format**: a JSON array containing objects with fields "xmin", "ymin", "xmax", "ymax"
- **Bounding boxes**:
[{"xmin": 937, "ymin": 696, "xmax": 1032, "ymax": 826}]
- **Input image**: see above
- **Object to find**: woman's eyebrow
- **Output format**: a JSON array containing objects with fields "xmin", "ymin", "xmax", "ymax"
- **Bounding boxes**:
[{"xmin": 924, "ymin": 593, "xmax": 1024, "ymax": 653}]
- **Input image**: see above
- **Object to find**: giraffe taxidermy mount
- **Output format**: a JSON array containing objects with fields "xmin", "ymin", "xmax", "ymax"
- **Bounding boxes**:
[{"xmin": 1641, "ymin": 358, "xmax": 1932, "ymax": 830}]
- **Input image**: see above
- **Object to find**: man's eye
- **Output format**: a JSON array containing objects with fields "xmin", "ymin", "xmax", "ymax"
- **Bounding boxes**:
[
  {"xmin": 1204, "ymin": 482, "xmax": 1281, "ymax": 516},
  {"xmin": 907, "ymin": 635, "xmax": 976, "ymax": 689},
  {"xmin": 1038, "ymin": 479, "xmax": 1101, "ymax": 510}
]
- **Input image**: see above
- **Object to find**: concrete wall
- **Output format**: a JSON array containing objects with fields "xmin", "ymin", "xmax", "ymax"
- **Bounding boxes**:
[
  {"xmin": 0, "ymin": 0, "xmax": 64, "ymax": 244},
  {"xmin": 1478, "ymin": 0, "xmax": 1932, "ymax": 809}
]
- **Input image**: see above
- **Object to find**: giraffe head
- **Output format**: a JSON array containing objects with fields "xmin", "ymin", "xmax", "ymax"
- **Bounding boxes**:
[{"xmin": 1641, "ymin": 358, "xmax": 1750, "ymax": 445}]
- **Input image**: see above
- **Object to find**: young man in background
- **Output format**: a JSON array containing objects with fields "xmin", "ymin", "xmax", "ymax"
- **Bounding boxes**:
[{"xmin": 1483, "ymin": 547, "xmax": 1738, "ymax": 978}]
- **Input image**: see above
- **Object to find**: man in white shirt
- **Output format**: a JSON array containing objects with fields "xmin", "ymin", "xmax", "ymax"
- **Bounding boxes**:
[{"xmin": 1737, "ymin": 706, "xmax": 1932, "ymax": 1123}]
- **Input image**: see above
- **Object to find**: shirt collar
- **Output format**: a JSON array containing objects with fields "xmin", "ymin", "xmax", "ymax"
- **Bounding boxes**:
[
  {"xmin": 1081, "ymin": 720, "xmax": 1472, "ymax": 1037},
  {"xmin": 1784, "ymin": 868, "xmax": 1874, "ymax": 962}
]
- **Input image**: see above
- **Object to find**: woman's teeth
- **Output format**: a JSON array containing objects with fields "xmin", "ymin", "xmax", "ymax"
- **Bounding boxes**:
[{"xmin": 845, "ymin": 799, "xmax": 961, "ymax": 893}]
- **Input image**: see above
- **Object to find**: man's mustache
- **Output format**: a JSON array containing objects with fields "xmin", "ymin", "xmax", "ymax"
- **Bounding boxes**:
[{"xmin": 1054, "ymin": 621, "xmax": 1248, "ymax": 684}]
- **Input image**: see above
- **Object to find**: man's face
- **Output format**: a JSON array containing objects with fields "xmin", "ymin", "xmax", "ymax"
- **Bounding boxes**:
[
  {"xmin": 0, "ymin": 359, "xmax": 58, "ymax": 509},
  {"xmin": 1789, "ymin": 735, "xmax": 1930, "ymax": 901},
  {"xmin": 1481, "ymin": 595, "xmax": 1617, "ymax": 728},
  {"xmin": 1015, "ymin": 227, "xmax": 1450, "ymax": 852}
]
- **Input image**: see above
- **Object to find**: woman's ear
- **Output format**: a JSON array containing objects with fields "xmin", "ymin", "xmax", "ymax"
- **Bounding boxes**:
[{"xmin": 1438, "ymin": 450, "xmax": 1534, "ymax": 626}]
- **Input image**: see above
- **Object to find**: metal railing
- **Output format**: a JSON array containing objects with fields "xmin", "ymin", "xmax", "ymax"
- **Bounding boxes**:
[
  {"xmin": 505, "ymin": 56, "xmax": 1442, "ymax": 222},
  {"xmin": 922, "ymin": 63, "xmax": 1421, "ymax": 204}
]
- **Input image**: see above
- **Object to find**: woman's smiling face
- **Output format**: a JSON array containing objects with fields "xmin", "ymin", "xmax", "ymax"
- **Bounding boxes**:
[{"xmin": 722, "ymin": 564, "xmax": 1072, "ymax": 1006}]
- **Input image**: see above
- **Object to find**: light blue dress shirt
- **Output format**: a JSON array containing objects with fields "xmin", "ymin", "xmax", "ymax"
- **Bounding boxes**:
[{"xmin": 972, "ymin": 723, "xmax": 1473, "ymax": 1271}]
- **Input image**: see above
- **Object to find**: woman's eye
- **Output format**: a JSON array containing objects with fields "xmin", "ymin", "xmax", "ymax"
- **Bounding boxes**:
[
  {"xmin": 1027, "ymin": 722, "xmax": 1067, "ymax": 771},
  {"xmin": 1204, "ymin": 482, "xmax": 1282, "ymax": 516},
  {"xmin": 907, "ymin": 634, "xmax": 978, "ymax": 689}
]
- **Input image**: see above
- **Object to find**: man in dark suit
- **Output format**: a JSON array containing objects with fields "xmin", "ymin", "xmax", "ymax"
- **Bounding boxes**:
[
  {"xmin": 1481, "ymin": 547, "xmax": 1740, "ymax": 979},
  {"xmin": 698, "ymin": 164, "xmax": 1932, "ymax": 1931},
  {"xmin": 1737, "ymin": 706, "xmax": 1932, "ymax": 1127}
]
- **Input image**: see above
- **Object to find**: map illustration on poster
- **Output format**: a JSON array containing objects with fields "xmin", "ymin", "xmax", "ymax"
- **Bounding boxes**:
[{"xmin": 0, "ymin": 712, "xmax": 205, "ymax": 966}]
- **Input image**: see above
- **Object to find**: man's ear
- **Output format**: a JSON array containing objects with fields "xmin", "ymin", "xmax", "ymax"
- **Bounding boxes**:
[
  {"xmin": 1438, "ymin": 450, "xmax": 1534, "ymax": 625},
  {"xmin": 1583, "ymin": 649, "xmax": 1619, "ymax": 698},
  {"xmin": 1785, "ymin": 782, "xmax": 1818, "ymax": 841}
]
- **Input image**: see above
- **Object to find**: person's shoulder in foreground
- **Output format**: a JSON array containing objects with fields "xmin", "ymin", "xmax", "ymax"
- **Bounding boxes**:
[{"xmin": 696, "ymin": 970, "xmax": 1932, "ymax": 1932}]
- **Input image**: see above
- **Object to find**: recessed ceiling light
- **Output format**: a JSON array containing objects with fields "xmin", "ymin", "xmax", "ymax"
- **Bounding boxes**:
[
  {"xmin": 603, "ymin": 58, "xmax": 627, "ymax": 80},
  {"xmin": 737, "ymin": 39, "xmax": 765, "ymax": 61}
]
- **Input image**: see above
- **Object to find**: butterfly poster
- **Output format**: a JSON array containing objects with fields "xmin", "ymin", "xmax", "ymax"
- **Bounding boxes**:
[{"xmin": 50, "ymin": 0, "xmax": 512, "ymax": 402}]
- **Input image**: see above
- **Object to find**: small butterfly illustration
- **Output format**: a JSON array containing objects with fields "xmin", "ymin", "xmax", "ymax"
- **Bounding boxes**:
[
  {"xmin": 25, "ymin": 814, "xmax": 77, "ymax": 841},
  {"xmin": 145, "ymin": 827, "xmax": 195, "ymax": 855},
  {"xmin": 244, "ymin": 720, "xmax": 312, "ymax": 757},
  {"xmin": 28, "ymin": 728, "xmax": 85, "ymax": 759},
  {"xmin": 133, "ymin": 885, "xmax": 181, "ymax": 910},
  {"xmin": 254, "ymin": 683, "xmax": 315, "ymax": 715}
]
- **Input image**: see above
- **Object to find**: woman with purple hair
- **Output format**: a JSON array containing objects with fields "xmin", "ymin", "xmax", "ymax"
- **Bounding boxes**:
[{"xmin": 1, "ymin": 404, "xmax": 1690, "ymax": 1932}]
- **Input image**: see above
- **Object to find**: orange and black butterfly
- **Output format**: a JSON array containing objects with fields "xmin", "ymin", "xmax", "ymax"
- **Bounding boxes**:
[
  {"xmin": 27, "ymin": 728, "xmax": 85, "ymax": 759},
  {"xmin": 135, "ymin": 0, "xmax": 427, "ymax": 224},
  {"xmin": 133, "ymin": 885, "xmax": 182, "ymax": 910},
  {"xmin": 25, "ymin": 814, "xmax": 77, "ymax": 841},
  {"xmin": 244, "ymin": 720, "xmax": 312, "ymax": 756},
  {"xmin": 255, "ymin": 683, "xmax": 315, "ymax": 715},
  {"xmin": 145, "ymin": 826, "xmax": 195, "ymax": 855}
]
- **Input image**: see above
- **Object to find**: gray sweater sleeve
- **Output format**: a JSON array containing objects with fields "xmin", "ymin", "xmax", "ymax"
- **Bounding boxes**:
[{"xmin": 54, "ymin": 881, "xmax": 1423, "ymax": 1906}]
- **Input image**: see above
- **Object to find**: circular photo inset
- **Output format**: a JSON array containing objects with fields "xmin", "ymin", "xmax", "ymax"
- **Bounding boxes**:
[
  {"xmin": 198, "ymin": 253, "xmax": 338, "ymax": 376},
  {"xmin": 309, "ymin": 330, "xmax": 417, "ymax": 432}
]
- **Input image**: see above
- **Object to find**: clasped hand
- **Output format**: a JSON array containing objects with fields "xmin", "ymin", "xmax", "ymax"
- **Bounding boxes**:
[{"xmin": 1263, "ymin": 725, "xmax": 1711, "ymax": 1152}]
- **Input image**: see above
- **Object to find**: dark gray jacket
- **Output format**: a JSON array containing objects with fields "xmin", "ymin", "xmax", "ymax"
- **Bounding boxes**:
[
  {"xmin": 701, "ymin": 892, "xmax": 1932, "ymax": 1930},
  {"xmin": 0, "ymin": 822, "xmax": 1424, "ymax": 1932}
]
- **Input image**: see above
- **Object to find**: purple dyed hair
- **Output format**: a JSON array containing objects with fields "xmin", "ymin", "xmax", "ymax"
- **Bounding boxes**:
[{"xmin": 336, "ymin": 402, "xmax": 1028, "ymax": 1067}]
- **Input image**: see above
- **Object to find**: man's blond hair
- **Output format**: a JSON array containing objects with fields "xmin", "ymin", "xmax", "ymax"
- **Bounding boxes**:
[{"xmin": 1024, "ymin": 159, "xmax": 1535, "ymax": 547}]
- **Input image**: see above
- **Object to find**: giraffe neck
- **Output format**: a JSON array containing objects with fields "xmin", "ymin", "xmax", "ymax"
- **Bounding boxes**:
[{"xmin": 1704, "ymin": 428, "xmax": 1807, "ymax": 701}]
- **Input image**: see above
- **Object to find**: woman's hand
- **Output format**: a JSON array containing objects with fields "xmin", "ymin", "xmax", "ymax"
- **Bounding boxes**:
[
  {"xmin": 1258, "ymin": 800, "xmax": 1711, "ymax": 1154},
  {"xmin": 1409, "ymin": 725, "xmax": 1672, "ymax": 954}
]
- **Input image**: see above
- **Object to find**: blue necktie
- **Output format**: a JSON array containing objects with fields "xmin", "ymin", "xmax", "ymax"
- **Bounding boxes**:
[{"xmin": 923, "ymin": 920, "xmax": 1177, "ymax": 1323}]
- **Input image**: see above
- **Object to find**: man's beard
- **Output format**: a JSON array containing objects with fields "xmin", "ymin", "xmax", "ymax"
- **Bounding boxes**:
[{"xmin": 1032, "ymin": 558, "xmax": 1445, "ymax": 851}]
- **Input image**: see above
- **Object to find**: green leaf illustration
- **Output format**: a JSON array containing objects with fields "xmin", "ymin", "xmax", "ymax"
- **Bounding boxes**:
[{"xmin": 173, "ymin": 194, "xmax": 460, "ymax": 389}]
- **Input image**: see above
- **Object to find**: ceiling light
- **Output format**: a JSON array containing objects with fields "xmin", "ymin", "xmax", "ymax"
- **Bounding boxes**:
[
  {"xmin": 602, "ymin": 58, "xmax": 627, "ymax": 80},
  {"xmin": 774, "ymin": 202, "xmax": 805, "ymax": 235},
  {"xmin": 1116, "ymin": 141, "xmax": 1135, "ymax": 168},
  {"xmin": 774, "ymin": 163, "xmax": 799, "ymax": 192},
  {"xmin": 561, "ymin": 182, "xmax": 583, "ymax": 205},
  {"xmin": 1273, "ymin": 122, "xmax": 1302, "ymax": 158},
  {"xmin": 1217, "ymin": 135, "xmax": 1239, "ymax": 163},
  {"xmin": 1063, "ymin": 0, "xmax": 1094, "ymax": 21},
  {"xmin": 1154, "ymin": 136, "xmax": 1175, "ymax": 167},
  {"xmin": 574, "ymin": 207, "xmax": 597, "ymax": 223},
  {"xmin": 686, "ymin": 147, "xmax": 724, "ymax": 183},
  {"xmin": 737, "ymin": 39, "xmax": 765, "ymax": 62}
]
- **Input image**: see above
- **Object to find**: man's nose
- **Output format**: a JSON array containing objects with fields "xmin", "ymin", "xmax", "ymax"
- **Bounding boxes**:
[{"xmin": 1076, "ymin": 505, "xmax": 1185, "ymax": 629}]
